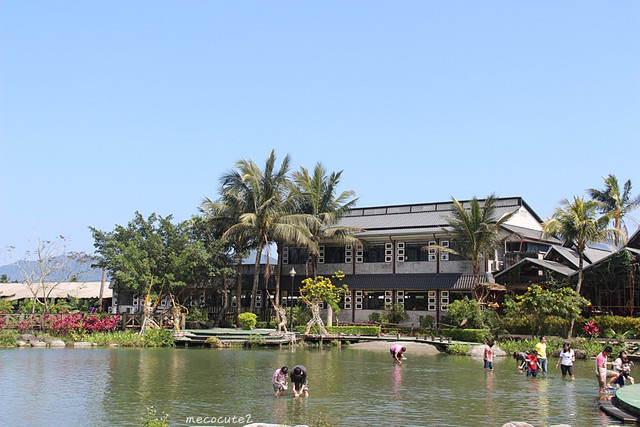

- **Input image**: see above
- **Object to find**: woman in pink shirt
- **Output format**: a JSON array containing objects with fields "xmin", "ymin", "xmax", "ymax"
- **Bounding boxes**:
[
  {"xmin": 390, "ymin": 344, "xmax": 407, "ymax": 364},
  {"xmin": 483, "ymin": 340, "xmax": 494, "ymax": 370}
]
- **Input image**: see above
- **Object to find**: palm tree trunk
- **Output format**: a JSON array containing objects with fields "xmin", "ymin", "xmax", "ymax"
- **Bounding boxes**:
[
  {"xmin": 235, "ymin": 261, "xmax": 243, "ymax": 327},
  {"xmin": 568, "ymin": 253, "xmax": 585, "ymax": 338},
  {"xmin": 250, "ymin": 242, "xmax": 264, "ymax": 312},
  {"xmin": 275, "ymin": 243, "xmax": 283, "ymax": 305}
]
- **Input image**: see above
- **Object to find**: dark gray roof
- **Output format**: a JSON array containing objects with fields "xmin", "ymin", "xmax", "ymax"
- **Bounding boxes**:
[
  {"xmin": 339, "ymin": 206, "xmax": 523, "ymax": 237},
  {"xmin": 545, "ymin": 245, "xmax": 614, "ymax": 268},
  {"xmin": 574, "ymin": 246, "xmax": 640, "ymax": 276},
  {"xmin": 340, "ymin": 273, "xmax": 485, "ymax": 291},
  {"xmin": 502, "ymin": 224, "xmax": 560, "ymax": 243},
  {"xmin": 547, "ymin": 246, "xmax": 580, "ymax": 268}
]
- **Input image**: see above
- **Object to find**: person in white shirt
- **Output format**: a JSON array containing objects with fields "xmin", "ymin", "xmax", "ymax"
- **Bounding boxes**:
[{"xmin": 555, "ymin": 342, "xmax": 575, "ymax": 380}]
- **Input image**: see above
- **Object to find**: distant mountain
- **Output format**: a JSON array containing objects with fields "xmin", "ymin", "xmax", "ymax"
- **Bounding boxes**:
[
  {"xmin": 0, "ymin": 250, "xmax": 276, "ymax": 283},
  {"xmin": 0, "ymin": 257, "xmax": 106, "ymax": 283}
]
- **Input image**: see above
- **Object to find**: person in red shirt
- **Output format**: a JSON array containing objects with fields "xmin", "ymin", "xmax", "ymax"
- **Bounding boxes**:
[{"xmin": 526, "ymin": 350, "xmax": 542, "ymax": 377}]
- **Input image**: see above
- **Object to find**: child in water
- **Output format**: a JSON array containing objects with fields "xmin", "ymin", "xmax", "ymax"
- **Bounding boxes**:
[
  {"xmin": 272, "ymin": 366, "xmax": 288, "ymax": 396},
  {"xmin": 526, "ymin": 350, "xmax": 542, "ymax": 377}
]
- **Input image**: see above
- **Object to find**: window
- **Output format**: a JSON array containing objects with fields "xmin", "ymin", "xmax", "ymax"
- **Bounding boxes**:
[
  {"xmin": 404, "ymin": 242, "xmax": 430, "ymax": 262},
  {"xmin": 363, "ymin": 244, "xmax": 386, "ymax": 263},
  {"xmin": 287, "ymin": 247, "xmax": 308, "ymax": 264},
  {"xmin": 323, "ymin": 246, "xmax": 345, "ymax": 264},
  {"xmin": 403, "ymin": 292, "xmax": 430, "ymax": 310},
  {"xmin": 362, "ymin": 291, "xmax": 386, "ymax": 310}
]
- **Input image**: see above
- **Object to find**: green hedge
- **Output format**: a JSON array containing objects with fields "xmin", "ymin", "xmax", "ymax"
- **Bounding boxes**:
[
  {"xmin": 590, "ymin": 316, "xmax": 640, "ymax": 334},
  {"xmin": 296, "ymin": 325, "xmax": 381, "ymax": 336},
  {"xmin": 440, "ymin": 328, "xmax": 488, "ymax": 343}
]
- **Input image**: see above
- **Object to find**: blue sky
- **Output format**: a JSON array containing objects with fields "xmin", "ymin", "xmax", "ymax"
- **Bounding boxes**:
[{"xmin": 1, "ymin": 1, "xmax": 639, "ymax": 262}]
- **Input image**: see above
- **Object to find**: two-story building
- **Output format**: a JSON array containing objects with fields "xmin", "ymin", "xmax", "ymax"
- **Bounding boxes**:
[{"xmin": 281, "ymin": 196, "xmax": 552, "ymax": 326}]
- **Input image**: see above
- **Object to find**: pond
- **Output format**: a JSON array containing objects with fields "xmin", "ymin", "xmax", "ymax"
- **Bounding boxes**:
[{"xmin": 0, "ymin": 345, "xmax": 620, "ymax": 426}]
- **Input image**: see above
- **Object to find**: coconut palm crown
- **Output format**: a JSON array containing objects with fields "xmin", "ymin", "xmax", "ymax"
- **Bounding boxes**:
[
  {"xmin": 291, "ymin": 163, "xmax": 361, "ymax": 277},
  {"xmin": 587, "ymin": 174, "xmax": 639, "ymax": 246}
]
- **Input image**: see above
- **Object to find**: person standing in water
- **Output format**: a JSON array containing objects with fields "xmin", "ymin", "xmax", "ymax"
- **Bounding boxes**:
[
  {"xmin": 555, "ymin": 342, "xmax": 575, "ymax": 380},
  {"xmin": 483, "ymin": 339, "xmax": 494, "ymax": 370},
  {"xmin": 535, "ymin": 336, "xmax": 548, "ymax": 374}
]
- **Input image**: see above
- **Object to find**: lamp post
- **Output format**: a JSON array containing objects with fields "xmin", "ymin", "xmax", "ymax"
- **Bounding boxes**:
[{"xmin": 289, "ymin": 267, "xmax": 296, "ymax": 328}]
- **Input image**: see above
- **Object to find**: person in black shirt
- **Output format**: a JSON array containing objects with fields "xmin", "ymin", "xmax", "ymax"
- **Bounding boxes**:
[{"xmin": 290, "ymin": 365, "xmax": 309, "ymax": 397}]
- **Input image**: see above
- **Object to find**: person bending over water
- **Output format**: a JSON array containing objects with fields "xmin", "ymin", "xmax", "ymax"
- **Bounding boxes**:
[
  {"xmin": 390, "ymin": 344, "xmax": 407, "ymax": 364},
  {"xmin": 290, "ymin": 365, "xmax": 309, "ymax": 398},
  {"xmin": 272, "ymin": 366, "xmax": 288, "ymax": 396}
]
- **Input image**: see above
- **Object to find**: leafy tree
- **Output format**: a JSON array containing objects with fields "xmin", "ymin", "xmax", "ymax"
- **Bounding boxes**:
[
  {"xmin": 299, "ymin": 271, "xmax": 348, "ymax": 335},
  {"xmin": 503, "ymin": 284, "xmax": 589, "ymax": 337},
  {"xmin": 90, "ymin": 212, "xmax": 215, "ymax": 307},
  {"xmin": 587, "ymin": 174, "xmax": 640, "ymax": 246},
  {"xmin": 291, "ymin": 163, "xmax": 361, "ymax": 277},
  {"xmin": 542, "ymin": 196, "xmax": 618, "ymax": 337},
  {"xmin": 444, "ymin": 296, "xmax": 485, "ymax": 329},
  {"xmin": 428, "ymin": 195, "xmax": 515, "ymax": 302}
]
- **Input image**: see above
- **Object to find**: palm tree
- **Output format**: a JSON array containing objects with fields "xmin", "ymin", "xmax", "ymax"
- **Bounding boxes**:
[
  {"xmin": 218, "ymin": 150, "xmax": 311, "ymax": 312},
  {"xmin": 542, "ymin": 196, "xmax": 619, "ymax": 337},
  {"xmin": 200, "ymin": 196, "xmax": 252, "ymax": 326},
  {"xmin": 429, "ymin": 195, "xmax": 515, "ymax": 302},
  {"xmin": 587, "ymin": 174, "xmax": 640, "ymax": 246},
  {"xmin": 291, "ymin": 163, "xmax": 361, "ymax": 277}
]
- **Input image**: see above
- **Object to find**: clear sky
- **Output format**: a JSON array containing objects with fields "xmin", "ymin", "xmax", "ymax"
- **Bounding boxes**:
[{"xmin": 1, "ymin": 1, "xmax": 639, "ymax": 262}]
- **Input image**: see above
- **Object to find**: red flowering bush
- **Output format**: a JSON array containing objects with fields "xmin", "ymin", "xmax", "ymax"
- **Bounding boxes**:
[
  {"xmin": 583, "ymin": 320, "xmax": 599, "ymax": 337},
  {"xmin": 82, "ymin": 314, "xmax": 121, "ymax": 332}
]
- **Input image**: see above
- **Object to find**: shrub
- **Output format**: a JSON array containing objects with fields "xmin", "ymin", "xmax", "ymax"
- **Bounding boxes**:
[
  {"xmin": 238, "ymin": 312, "xmax": 257, "ymax": 330},
  {"xmin": 385, "ymin": 304, "xmax": 408, "ymax": 324},
  {"xmin": 142, "ymin": 328, "xmax": 175, "ymax": 347},
  {"xmin": 447, "ymin": 343, "xmax": 471, "ymax": 355},
  {"xmin": 443, "ymin": 297, "xmax": 484, "ymax": 328},
  {"xmin": 255, "ymin": 321, "xmax": 272, "ymax": 329},
  {"xmin": 246, "ymin": 334, "xmax": 265, "ymax": 348},
  {"xmin": 295, "ymin": 325, "xmax": 381, "ymax": 336},
  {"xmin": 591, "ymin": 316, "xmax": 640, "ymax": 336},
  {"xmin": 441, "ymin": 328, "xmax": 488, "ymax": 343},
  {"xmin": 85, "ymin": 330, "xmax": 144, "ymax": 347},
  {"xmin": 0, "ymin": 330, "xmax": 19, "ymax": 347},
  {"xmin": 0, "ymin": 299, "xmax": 14, "ymax": 313},
  {"xmin": 205, "ymin": 336, "xmax": 221, "ymax": 348},
  {"xmin": 368, "ymin": 312, "xmax": 388, "ymax": 323},
  {"xmin": 419, "ymin": 315, "xmax": 434, "ymax": 328},
  {"xmin": 186, "ymin": 307, "xmax": 209, "ymax": 322}
]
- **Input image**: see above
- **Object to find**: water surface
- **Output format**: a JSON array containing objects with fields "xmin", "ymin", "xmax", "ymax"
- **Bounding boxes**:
[{"xmin": 0, "ymin": 346, "xmax": 619, "ymax": 426}]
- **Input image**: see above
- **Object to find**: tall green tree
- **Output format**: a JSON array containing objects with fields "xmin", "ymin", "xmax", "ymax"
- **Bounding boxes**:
[
  {"xmin": 542, "ymin": 196, "xmax": 619, "ymax": 337},
  {"xmin": 218, "ymin": 150, "xmax": 311, "ymax": 312},
  {"xmin": 587, "ymin": 174, "xmax": 640, "ymax": 246},
  {"xmin": 90, "ymin": 212, "xmax": 214, "ymax": 306},
  {"xmin": 428, "ymin": 195, "xmax": 515, "ymax": 302},
  {"xmin": 291, "ymin": 163, "xmax": 361, "ymax": 277}
]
